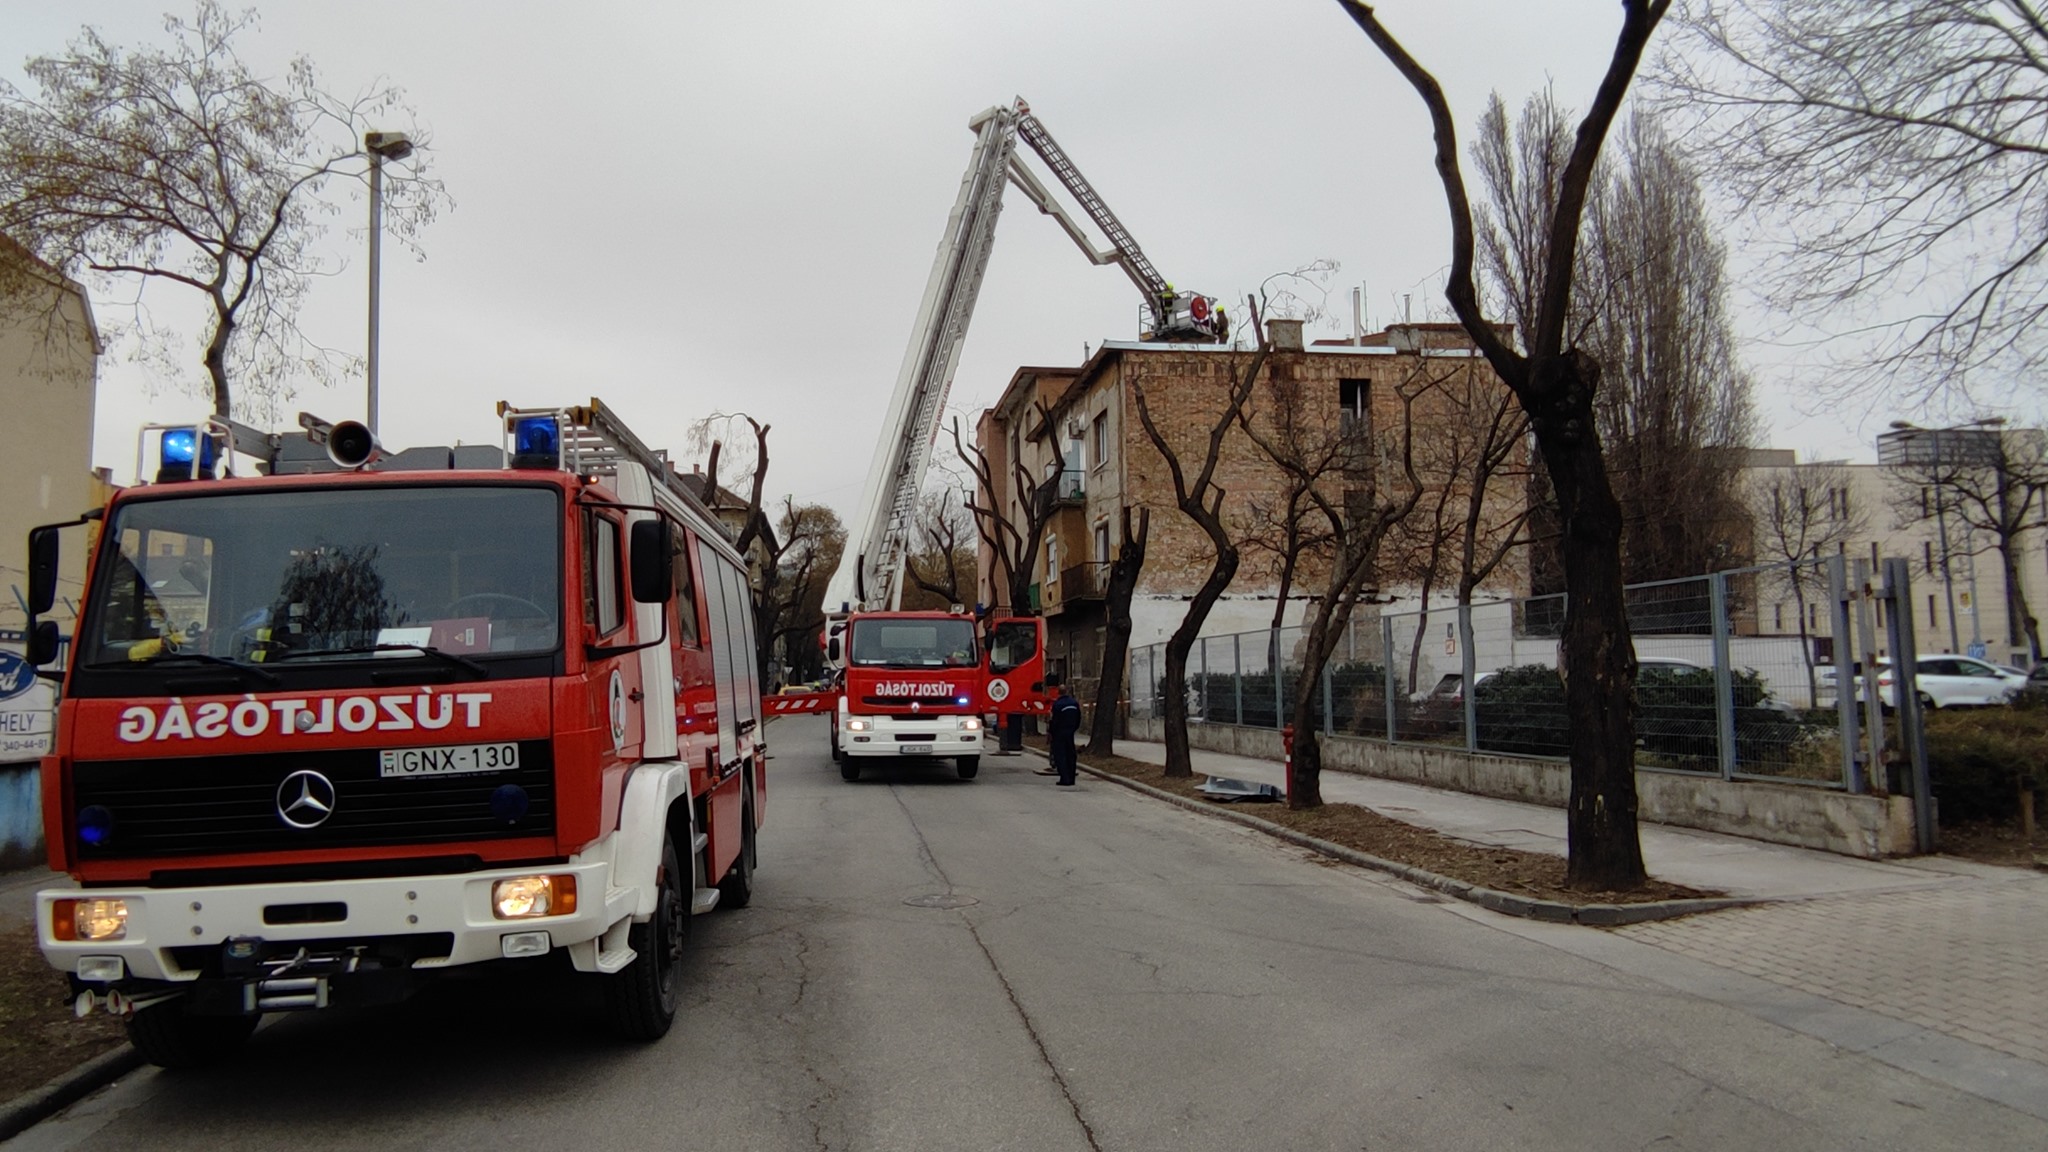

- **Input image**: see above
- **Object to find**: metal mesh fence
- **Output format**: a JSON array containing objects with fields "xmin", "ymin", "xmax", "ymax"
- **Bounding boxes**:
[{"xmin": 1126, "ymin": 558, "xmax": 1876, "ymax": 789}]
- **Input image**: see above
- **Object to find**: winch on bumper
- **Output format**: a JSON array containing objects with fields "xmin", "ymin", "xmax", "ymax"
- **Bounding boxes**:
[{"xmin": 39, "ymin": 860, "xmax": 615, "ymax": 1015}]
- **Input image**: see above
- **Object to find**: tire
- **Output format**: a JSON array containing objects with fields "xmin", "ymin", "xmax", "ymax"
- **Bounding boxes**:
[
  {"xmin": 717, "ymin": 792, "xmax": 757, "ymax": 910},
  {"xmin": 956, "ymin": 755, "xmax": 980, "ymax": 780},
  {"xmin": 605, "ymin": 833, "xmax": 686, "ymax": 1041},
  {"xmin": 1918, "ymin": 691, "xmax": 1938, "ymax": 711},
  {"xmin": 839, "ymin": 758, "xmax": 860, "ymax": 782},
  {"xmin": 126, "ymin": 1002, "xmax": 259, "ymax": 1070},
  {"xmin": 829, "ymin": 720, "xmax": 842, "ymax": 763}
]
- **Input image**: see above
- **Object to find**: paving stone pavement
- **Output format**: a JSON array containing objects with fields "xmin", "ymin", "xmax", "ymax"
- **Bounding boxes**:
[{"xmin": 1617, "ymin": 871, "xmax": 2048, "ymax": 1067}]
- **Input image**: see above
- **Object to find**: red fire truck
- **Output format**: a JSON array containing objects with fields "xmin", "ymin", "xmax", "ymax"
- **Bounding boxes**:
[
  {"xmin": 24, "ymin": 400, "xmax": 763, "ymax": 1066},
  {"xmin": 813, "ymin": 611, "xmax": 1045, "ymax": 782}
]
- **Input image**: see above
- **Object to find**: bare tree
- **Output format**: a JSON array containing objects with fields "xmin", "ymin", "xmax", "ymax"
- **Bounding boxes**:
[
  {"xmin": 1340, "ymin": 0, "xmax": 1670, "ymax": 890},
  {"xmin": 1235, "ymin": 339, "xmax": 1424, "ymax": 807},
  {"xmin": 0, "ymin": 3, "xmax": 447, "ymax": 422},
  {"xmin": 1386, "ymin": 358, "xmax": 1535, "ymax": 693},
  {"xmin": 1656, "ymin": 0, "xmax": 2048, "ymax": 400},
  {"xmin": 952, "ymin": 402, "xmax": 1066, "ymax": 617},
  {"xmin": 1886, "ymin": 424, "xmax": 2048, "ymax": 661},
  {"xmin": 903, "ymin": 487, "xmax": 976, "ymax": 610},
  {"xmin": 1476, "ymin": 91, "xmax": 1754, "ymax": 586},
  {"xmin": 1134, "ymin": 323, "xmax": 1269, "ymax": 778},
  {"xmin": 1085, "ymin": 505, "xmax": 1149, "ymax": 757},
  {"xmin": 762, "ymin": 500, "xmax": 845, "ymax": 686},
  {"xmin": 1747, "ymin": 459, "xmax": 1867, "ymax": 699}
]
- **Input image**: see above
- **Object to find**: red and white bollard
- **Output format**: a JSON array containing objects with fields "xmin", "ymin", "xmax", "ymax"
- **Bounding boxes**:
[{"xmin": 1281, "ymin": 724, "xmax": 1294, "ymax": 804}]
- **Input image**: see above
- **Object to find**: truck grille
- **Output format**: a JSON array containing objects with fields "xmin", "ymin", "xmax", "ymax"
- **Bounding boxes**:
[{"xmin": 71, "ymin": 742, "xmax": 555, "ymax": 859}]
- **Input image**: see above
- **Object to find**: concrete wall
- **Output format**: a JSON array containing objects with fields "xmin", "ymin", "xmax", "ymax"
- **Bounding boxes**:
[
  {"xmin": 1126, "ymin": 716, "xmax": 1916, "ymax": 859},
  {"xmin": 0, "ymin": 763, "xmax": 40, "ymax": 871}
]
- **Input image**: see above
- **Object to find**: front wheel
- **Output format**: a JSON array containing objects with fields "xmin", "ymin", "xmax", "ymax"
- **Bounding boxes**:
[
  {"xmin": 605, "ymin": 833, "xmax": 686, "ymax": 1041},
  {"xmin": 839, "ymin": 758, "xmax": 860, "ymax": 782},
  {"xmin": 1918, "ymin": 691, "xmax": 1938, "ymax": 711},
  {"xmin": 957, "ymin": 755, "xmax": 980, "ymax": 780},
  {"xmin": 126, "ymin": 1003, "xmax": 259, "ymax": 1070}
]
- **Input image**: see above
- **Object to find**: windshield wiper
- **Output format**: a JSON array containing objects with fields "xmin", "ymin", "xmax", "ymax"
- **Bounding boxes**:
[
  {"xmin": 88, "ymin": 651, "xmax": 284, "ymax": 688},
  {"xmin": 269, "ymin": 643, "xmax": 489, "ymax": 679}
]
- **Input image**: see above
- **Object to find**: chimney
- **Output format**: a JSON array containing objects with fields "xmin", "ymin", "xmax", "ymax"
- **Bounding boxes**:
[{"xmin": 1269, "ymin": 318, "xmax": 1305, "ymax": 351}]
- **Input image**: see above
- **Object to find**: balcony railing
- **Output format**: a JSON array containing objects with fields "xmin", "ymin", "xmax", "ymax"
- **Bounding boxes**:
[
  {"xmin": 1034, "ymin": 468, "xmax": 1086, "ymax": 516},
  {"xmin": 1057, "ymin": 561, "xmax": 1108, "ymax": 603}
]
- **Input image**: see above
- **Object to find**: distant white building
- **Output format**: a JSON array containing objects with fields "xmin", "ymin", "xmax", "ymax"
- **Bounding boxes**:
[{"xmin": 1738, "ymin": 439, "xmax": 2047, "ymax": 669}]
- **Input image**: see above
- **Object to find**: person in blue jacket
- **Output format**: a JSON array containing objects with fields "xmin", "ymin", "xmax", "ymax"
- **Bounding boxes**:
[{"xmin": 1046, "ymin": 673, "xmax": 1081, "ymax": 786}]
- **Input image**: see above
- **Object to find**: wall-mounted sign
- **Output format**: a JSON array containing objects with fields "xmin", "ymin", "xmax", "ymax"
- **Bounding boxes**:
[{"xmin": 0, "ymin": 650, "xmax": 54, "ymax": 761}]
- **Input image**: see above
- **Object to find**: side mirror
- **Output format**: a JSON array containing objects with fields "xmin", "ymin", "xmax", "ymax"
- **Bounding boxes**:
[
  {"xmin": 27, "ymin": 526, "xmax": 59, "ymax": 614},
  {"xmin": 827, "ymin": 636, "xmax": 842, "ymax": 664},
  {"xmin": 26, "ymin": 620, "xmax": 60, "ymax": 666},
  {"xmin": 628, "ymin": 518, "xmax": 674, "ymax": 604}
]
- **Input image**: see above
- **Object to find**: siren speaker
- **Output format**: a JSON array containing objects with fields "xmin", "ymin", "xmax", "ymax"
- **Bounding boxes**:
[{"xmin": 327, "ymin": 421, "xmax": 381, "ymax": 468}]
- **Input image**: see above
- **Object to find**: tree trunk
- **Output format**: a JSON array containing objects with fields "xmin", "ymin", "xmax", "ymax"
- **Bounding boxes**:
[
  {"xmin": 1287, "ymin": 632, "xmax": 1333, "ymax": 808},
  {"xmin": 1159, "ymin": 548, "xmax": 1239, "ymax": 777},
  {"xmin": 2000, "ymin": 537, "xmax": 2040, "ymax": 660},
  {"xmin": 1529, "ymin": 353, "xmax": 1646, "ymax": 890},
  {"xmin": 1087, "ymin": 508, "xmax": 1148, "ymax": 756},
  {"xmin": 1406, "ymin": 582, "xmax": 1433, "ymax": 696},
  {"xmin": 204, "ymin": 307, "xmax": 233, "ymax": 419}
]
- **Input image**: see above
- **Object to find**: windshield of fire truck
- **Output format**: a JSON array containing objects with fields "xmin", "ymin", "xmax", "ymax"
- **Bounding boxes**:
[
  {"xmin": 848, "ymin": 618, "xmax": 979, "ymax": 669},
  {"xmin": 82, "ymin": 485, "xmax": 561, "ymax": 668}
]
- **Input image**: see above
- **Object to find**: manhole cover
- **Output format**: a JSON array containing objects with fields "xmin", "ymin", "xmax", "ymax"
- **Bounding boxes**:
[{"xmin": 903, "ymin": 893, "xmax": 978, "ymax": 909}]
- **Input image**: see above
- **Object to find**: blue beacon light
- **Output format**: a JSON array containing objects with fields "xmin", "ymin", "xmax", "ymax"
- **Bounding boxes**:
[
  {"xmin": 157, "ymin": 428, "xmax": 219, "ymax": 481},
  {"xmin": 510, "ymin": 416, "xmax": 562, "ymax": 469}
]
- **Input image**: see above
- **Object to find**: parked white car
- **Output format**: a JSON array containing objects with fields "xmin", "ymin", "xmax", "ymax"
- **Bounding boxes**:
[{"xmin": 1876, "ymin": 656, "xmax": 2029, "ymax": 709}]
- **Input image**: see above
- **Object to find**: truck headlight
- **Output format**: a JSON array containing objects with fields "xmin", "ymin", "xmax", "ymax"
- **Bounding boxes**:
[
  {"xmin": 492, "ymin": 875, "xmax": 578, "ymax": 919},
  {"xmin": 845, "ymin": 718, "xmax": 871, "ymax": 732},
  {"xmin": 958, "ymin": 717, "xmax": 982, "ymax": 731},
  {"xmin": 53, "ymin": 898, "xmax": 129, "ymax": 942}
]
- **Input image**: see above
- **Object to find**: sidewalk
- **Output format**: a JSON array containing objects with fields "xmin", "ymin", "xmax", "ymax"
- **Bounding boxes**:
[{"xmin": 1113, "ymin": 737, "xmax": 2048, "ymax": 1071}]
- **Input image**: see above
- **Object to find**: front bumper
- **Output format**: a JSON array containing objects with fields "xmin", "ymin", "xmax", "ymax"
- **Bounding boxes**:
[
  {"xmin": 38, "ymin": 860, "xmax": 615, "ymax": 986},
  {"xmin": 840, "ymin": 713, "xmax": 982, "ymax": 760}
]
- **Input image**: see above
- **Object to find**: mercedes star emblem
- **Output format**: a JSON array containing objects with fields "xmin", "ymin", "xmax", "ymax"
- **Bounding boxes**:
[{"xmin": 276, "ymin": 770, "xmax": 338, "ymax": 829}]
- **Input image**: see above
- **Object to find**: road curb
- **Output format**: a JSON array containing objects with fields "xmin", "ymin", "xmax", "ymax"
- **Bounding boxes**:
[
  {"xmin": 1061, "ymin": 753, "xmax": 1756, "ymax": 926},
  {"xmin": 0, "ymin": 1041, "xmax": 141, "ymax": 1142}
]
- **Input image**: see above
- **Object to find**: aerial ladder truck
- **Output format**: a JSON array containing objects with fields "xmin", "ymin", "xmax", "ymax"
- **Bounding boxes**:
[{"xmin": 779, "ymin": 98, "xmax": 1226, "ymax": 778}]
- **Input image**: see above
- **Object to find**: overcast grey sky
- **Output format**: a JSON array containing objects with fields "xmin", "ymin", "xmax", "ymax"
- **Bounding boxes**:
[{"xmin": 11, "ymin": 1, "xmax": 1881, "ymax": 514}]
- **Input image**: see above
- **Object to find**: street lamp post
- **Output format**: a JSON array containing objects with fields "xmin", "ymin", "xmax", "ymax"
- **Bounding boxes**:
[{"xmin": 365, "ymin": 130, "xmax": 414, "ymax": 440}]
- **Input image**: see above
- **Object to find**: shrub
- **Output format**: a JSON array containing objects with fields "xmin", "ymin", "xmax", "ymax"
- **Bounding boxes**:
[
  {"xmin": 1473, "ymin": 664, "xmax": 1570, "ymax": 756},
  {"xmin": 1472, "ymin": 662, "xmax": 1809, "ymax": 770},
  {"xmin": 1924, "ymin": 697, "xmax": 2048, "ymax": 824}
]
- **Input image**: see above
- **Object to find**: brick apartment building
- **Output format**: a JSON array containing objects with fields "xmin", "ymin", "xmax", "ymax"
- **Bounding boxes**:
[{"xmin": 973, "ymin": 321, "xmax": 1527, "ymax": 705}]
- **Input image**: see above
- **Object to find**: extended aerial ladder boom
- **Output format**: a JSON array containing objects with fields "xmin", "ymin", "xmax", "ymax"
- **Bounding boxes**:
[{"xmin": 824, "ymin": 98, "xmax": 1221, "ymax": 616}]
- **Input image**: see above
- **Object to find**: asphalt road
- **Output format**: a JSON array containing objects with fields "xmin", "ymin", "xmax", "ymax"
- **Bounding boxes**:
[{"xmin": 9, "ymin": 714, "xmax": 2044, "ymax": 1150}]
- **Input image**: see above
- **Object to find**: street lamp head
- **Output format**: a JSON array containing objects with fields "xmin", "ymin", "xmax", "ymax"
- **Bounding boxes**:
[
  {"xmin": 1888, "ymin": 420, "xmax": 1917, "ymax": 430},
  {"xmin": 365, "ymin": 130, "xmax": 414, "ymax": 161}
]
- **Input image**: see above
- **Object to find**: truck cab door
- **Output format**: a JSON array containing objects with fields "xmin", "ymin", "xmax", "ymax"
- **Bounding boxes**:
[{"xmin": 985, "ymin": 616, "xmax": 1047, "ymax": 717}]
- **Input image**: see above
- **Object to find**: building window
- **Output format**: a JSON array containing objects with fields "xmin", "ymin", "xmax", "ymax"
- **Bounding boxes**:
[
  {"xmin": 1923, "ymin": 540, "xmax": 1934, "ymax": 573},
  {"xmin": 1928, "ymin": 594, "xmax": 1938, "ymax": 630},
  {"xmin": 1095, "ymin": 521, "xmax": 1111, "ymax": 564},
  {"xmin": 1091, "ymin": 411, "xmax": 1109, "ymax": 471},
  {"xmin": 1773, "ymin": 603, "xmax": 1783, "ymax": 631},
  {"xmin": 1339, "ymin": 379, "xmax": 1370, "ymax": 430},
  {"xmin": 1045, "ymin": 536, "xmax": 1059, "ymax": 585}
]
